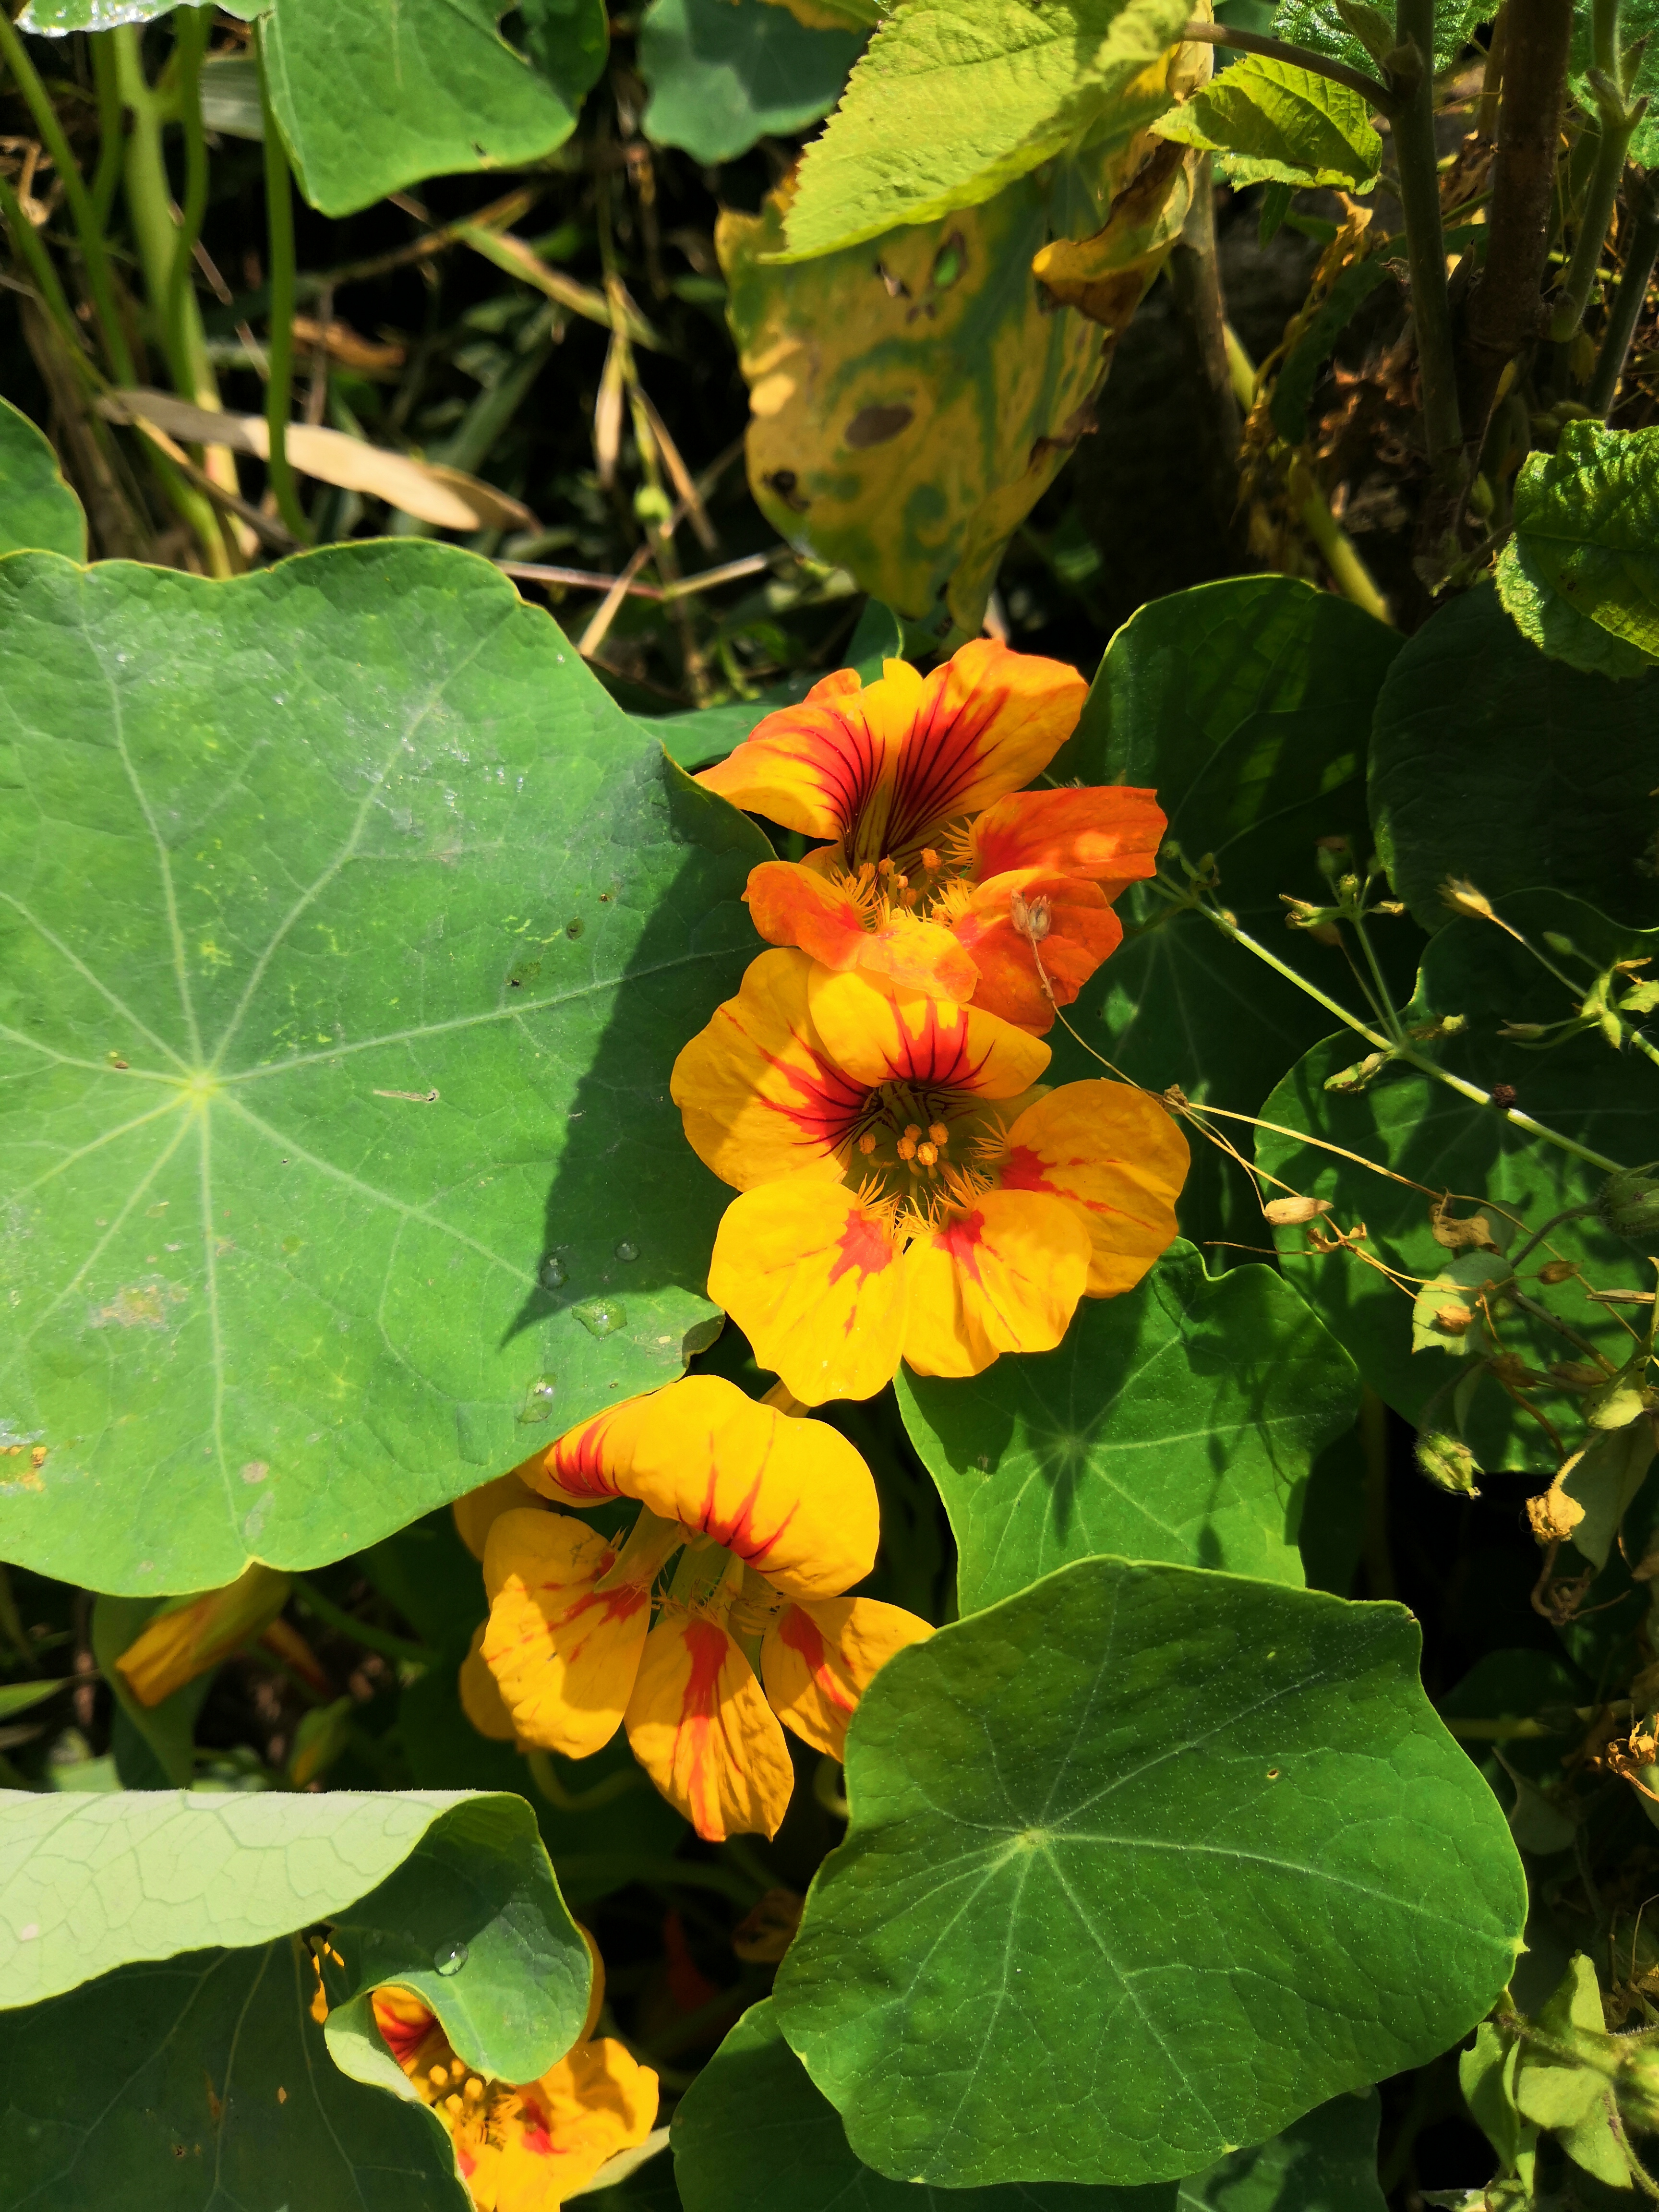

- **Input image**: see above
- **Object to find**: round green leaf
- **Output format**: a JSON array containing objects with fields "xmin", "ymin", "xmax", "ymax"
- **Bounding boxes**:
[
  {"xmin": 640, "ymin": 0, "xmax": 866, "ymax": 166},
  {"xmin": 896, "ymin": 1242, "xmax": 1358, "ymax": 1608},
  {"xmin": 772, "ymin": 1557, "xmax": 1526, "ymax": 2188},
  {"xmin": 1370, "ymin": 581, "xmax": 1659, "ymax": 935},
  {"xmin": 262, "ymin": 0, "xmax": 587, "ymax": 217},
  {"xmin": 1044, "ymin": 575, "xmax": 1404, "ymax": 1249},
  {"xmin": 675, "ymin": 1998, "xmax": 1175, "ymax": 2211},
  {"xmin": 0, "ymin": 543, "xmax": 766, "ymax": 1597},
  {"xmin": 0, "ymin": 398, "xmax": 86, "ymax": 560}
]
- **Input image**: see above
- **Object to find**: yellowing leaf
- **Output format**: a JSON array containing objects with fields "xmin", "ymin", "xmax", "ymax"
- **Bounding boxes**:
[
  {"xmin": 774, "ymin": 0, "xmax": 1194, "ymax": 261},
  {"xmin": 719, "ymin": 132, "xmax": 1190, "ymax": 642}
]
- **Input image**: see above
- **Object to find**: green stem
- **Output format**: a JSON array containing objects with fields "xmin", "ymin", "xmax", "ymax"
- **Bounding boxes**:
[
  {"xmin": 1551, "ymin": 112, "xmax": 1640, "ymax": 338},
  {"xmin": 1392, "ymin": 0, "xmax": 1464, "ymax": 453},
  {"xmin": 0, "ymin": 12, "xmax": 135, "ymax": 382},
  {"xmin": 525, "ymin": 1748, "xmax": 648, "ymax": 1812},
  {"xmin": 256, "ymin": 32, "xmax": 310, "ymax": 546},
  {"xmin": 0, "ymin": 162, "xmax": 96, "ymax": 380},
  {"xmin": 1190, "ymin": 900, "xmax": 1627, "ymax": 1173},
  {"xmin": 1348, "ymin": 908, "xmax": 1406, "ymax": 1040},
  {"xmin": 166, "ymin": 10, "xmax": 210, "ymax": 406},
  {"xmin": 1180, "ymin": 18, "xmax": 1394, "ymax": 106},
  {"xmin": 1587, "ymin": 170, "xmax": 1659, "ymax": 409},
  {"xmin": 90, "ymin": 31, "xmax": 125, "ymax": 235},
  {"xmin": 290, "ymin": 1578, "xmax": 436, "ymax": 1669}
]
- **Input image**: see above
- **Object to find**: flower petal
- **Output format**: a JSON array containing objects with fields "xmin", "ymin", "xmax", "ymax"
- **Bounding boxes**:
[
  {"xmin": 708, "ymin": 1176, "xmax": 908, "ymax": 1406},
  {"xmin": 901, "ymin": 1188, "xmax": 1091, "ymax": 1376},
  {"xmin": 694, "ymin": 663, "xmax": 912, "ymax": 842},
  {"xmin": 539, "ymin": 1373, "xmax": 878, "ymax": 1598},
  {"xmin": 745, "ymin": 859, "xmax": 980, "ymax": 1000},
  {"xmin": 949, "ymin": 870, "xmax": 1123, "ymax": 1033},
  {"xmin": 670, "ymin": 947, "xmax": 864, "ymax": 1190},
  {"xmin": 506, "ymin": 2037, "xmax": 659, "ymax": 2209},
  {"xmin": 970, "ymin": 785, "xmax": 1165, "ymax": 891},
  {"xmin": 761, "ymin": 1596, "xmax": 934, "ymax": 1758},
  {"xmin": 452, "ymin": 1468, "xmax": 539, "ymax": 1563},
  {"xmin": 114, "ymin": 1563, "xmax": 291, "ymax": 1708},
  {"xmin": 998, "ymin": 1079, "xmax": 1188, "ymax": 1295},
  {"xmin": 807, "ymin": 963, "xmax": 1049, "ymax": 1098},
  {"xmin": 459, "ymin": 1622, "xmax": 519, "ymax": 1743},
  {"xmin": 371, "ymin": 1985, "xmax": 447, "ymax": 2078},
  {"xmin": 625, "ymin": 1613, "xmax": 795, "ymax": 1841},
  {"xmin": 481, "ymin": 1509, "xmax": 649, "ymax": 1756}
]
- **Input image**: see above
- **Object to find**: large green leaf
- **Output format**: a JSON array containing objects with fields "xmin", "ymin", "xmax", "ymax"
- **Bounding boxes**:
[
  {"xmin": 0, "ymin": 1788, "xmax": 589, "ymax": 2080},
  {"xmin": 1253, "ymin": 893, "xmax": 1654, "ymax": 1469},
  {"xmin": 262, "ymin": 0, "xmax": 596, "ymax": 218},
  {"xmin": 1043, "ymin": 576, "xmax": 1405, "ymax": 1248},
  {"xmin": 1496, "ymin": 422, "xmax": 1659, "ymax": 669},
  {"xmin": 1370, "ymin": 581, "xmax": 1659, "ymax": 934},
  {"xmin": 771, "ymin": 1556, "xmax": 1525, "ymax": 2188},
  {"xmin": 1269, "ymin": 0, "xmax": 1481, "ymax": 81},
  {"xmin": 0, "ymin": 542, "xmax": 767, "ymax": 1597},
  {"xmin": 639, "ymin": 0, "xmax": 865, "ymax": 165},
  {"xmin": 1151, "ymin": 54, "xmax": 1382, "ymax": 188},
  {"xmin": 0, "ymin": 1942, "xmax": 469, "ymax": 2212},
  {"xmin": 895, "ymin": 1242, "xmax": 1358, "ymax": 1607},
  {"xmin": 0, "ymin": 400, "xmax": 86, "ymax": 561},
  {"xmin": 774, "ymin": 0, "xmax": 1191, "ymax": 261},
  {"xmin": 674, "ymin": 1998, "xmax": 1176, "ymax": 2211},
  {"xmin": 19, "ymin": 0, "xmax": 267, "ymax": 24},
  {"xmin": 1176, "ymin": 2092, "xmax": 1385, "ymax": 2210}
]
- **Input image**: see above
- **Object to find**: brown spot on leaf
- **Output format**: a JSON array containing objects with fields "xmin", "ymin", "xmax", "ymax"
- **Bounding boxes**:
[{"xmin": 844, "ymin": 403, "xmax": 914, "ymax": 450}]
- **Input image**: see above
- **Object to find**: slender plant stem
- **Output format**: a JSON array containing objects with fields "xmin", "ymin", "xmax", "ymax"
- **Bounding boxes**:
[
  {"xmin": 1552, "ymin": 116, "xmax": 1640, "ymax": 338},
  {"xmin": 0, "ymin": 167, "xmax": 96, "ymax": 380},
  {"xmin": 90, "ymin": 31, "xmax": 126, "ymax": 234},
  {"xmin": 1585, "ymin": 175, "xmax": 1659, "ymax": 410},
  {"xmin": 0, "ymin": 12, "xmax": 136, "ymax": 383},
  {"xmin": 1189, "ymin": 901, "xmax": 1628, "ymax": 1173},
  {"xmin": 290, "ymin": 1577, "xmax": 436, "ymax": 1669},
  {"xmin": 256, "ymin": 33, "xmax": 310, "ymax": 545},
  {"xmin": 1392, "ymin": 0, "xmax": 1464, "ymax": 454},
  {"xmin": 166, "ymin": 10, "xmax": 210, "ymax": 405},
  {"xmin": 525, "ymin": 1748, "xmax": 647, "ymax": 1812},
  {"xmin": 1180, "ymin": 19, "xmax": 1394, "ymax": 106}
]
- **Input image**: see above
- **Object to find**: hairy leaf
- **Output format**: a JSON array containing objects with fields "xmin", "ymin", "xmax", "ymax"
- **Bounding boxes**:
[
  {"xmin": 1176, "ymin": 2092, "xmax": 1386, "ymax": 2209},
  {"xmin": 1370, "ymin": 582, "xmax": 1659, "ymax": 933},
  {"xmin": 0, "ymin": 543, "xmax": 766, "ymax": 1596},
  {"xmin": 896, "ymin": 1241, "xmax": 1358, "ymax": 1606},
  {"xmin": 675, "ymin": 1999, "xmax": 1175, "ymax": 2211},
  {"xmin": 1152, "ymin": 53, "xmax": 1382, "ymax": 187},
  {"xmin": 772, "ymin": 1557, "xmax": 1525, "ymax": 2188},
  {"xmin": 1044, "ymin": 575, "xmax": 1405, "ymax": 1248},
  {"xmin": 0, "ymin": 398, "xmax": 86, "ymax": 560},
  {"xmin": 1494, "ymin": 529, "xmax": 1656, "ymax": 681},
  {"xmin": 262, "ymin": 0, "xmax": 595, "ymax": 217},
  {"xmin": 1270, "ymin": 0, "xmax": 1482, "ymax": 82},
  {"xmin": 639, "ymin": 0, "xmax": 865, "ymax": 165},
  {"xmin": 775, "ymin": 0, "xmax": 1193, "ymax": 261},
  {"xmin": 1254, "ymin": 893, "xmax": 1655, "ymax": 1469},
  {"xmin": 1497, "ymin": 422, "xmax": 1659, "ymax": 667}
]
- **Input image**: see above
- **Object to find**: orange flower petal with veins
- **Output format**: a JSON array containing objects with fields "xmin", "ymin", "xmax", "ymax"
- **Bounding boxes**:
[
  {"xmin": 901, "ymin": 1188, "xmax": 1091, "ymax": 1377},
  {"xmin": 949, "ymin": 870, "xmax": 1123, "ymax": 1033},
  {"xmin": 534, "ymin": 1373, "xmax": 878, "ymax": 1598},
  {"xmin": 807, "ymin": 964, "xmax": 1049, "ymax": 1098},
  {"xmin": 761, "ymin": 1596, "xmax": 934, "ymax": 1758},
  {"xmin": 708, "ymin": 1175, "xmax": 908, "ymax": 1406},
  {"xmin": 969, "ymin": 785, "xmax": 1165, "ymax": 894},
  {"xmin": 625, "ymin": 1613, "xmax": 795, "ymax": 1841},
  {"xmin": 697, "ymin": 641, "xmax": 1085, "ymax": 867},
  {"xmin": 998, "ymin": 1079, "xmax": 1189, "ymax": 1295},
  {"xmin": 745, "ymin": 859, "xmax": 980, "ymax": 1001},
  {"xmin": 481, "ymin": 1509, "xmax": 649, "ymax": 1757},
  {"xmin": 670, "ymin": 948, "xmax": 863, "ymax": 1191}
]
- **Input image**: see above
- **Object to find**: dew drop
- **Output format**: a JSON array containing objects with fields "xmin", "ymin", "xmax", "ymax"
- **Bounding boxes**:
[
  {"xmin": 540, "ymin": 1255, "xmax": 567, "ymax": 1290},
  {"xmin": 516, "ymin": 1375, "xmax": 558, "ymax": 1424},
  {"xmin": 614, "ymin": 1238, "xmax": 640, "ymax": 1263},
  {"xmin": 575, "ymin": 1298, "xmax": 626, "ymax": 1337},
  {"xmin": 433, "ymin": 1942, "xmax": 468, "ymax": 1977}
]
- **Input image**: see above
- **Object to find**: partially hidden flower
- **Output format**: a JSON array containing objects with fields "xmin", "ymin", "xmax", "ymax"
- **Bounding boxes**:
[
  {"xmin": 479, "ymin": 1372, "xmax": 932, "ymax": 1841},
  {"xmin": 670, "ymin": 950, "xmax": 1187, "ymax": 1401},
  {"xmin": 371, "ymin": 1941, "xmax": 656, "ymax": 2212},
  {"xmin": 698, "ymin": 639, "xmax": 1164, "ymax": 1033},
  {"xmin": 115, "ymin": 1563, "xmax": 292, "ymax": 1707}
]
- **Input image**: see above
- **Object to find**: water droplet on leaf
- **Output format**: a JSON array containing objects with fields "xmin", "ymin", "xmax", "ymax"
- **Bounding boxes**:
[
  {"xmin": 614, "ymin": 1238, "xmax": 640, "ymax": 1262},
  {"xmin": 516, "ymin": 1376, "xmax": 558, "ymax": 1424},
  {"xmin": 433, "ymin": 1942, "xmax": 468, "ymax": 1977},
  {"xmin": 575, "ymin": 1298, "xmax": 625, "ymax": 1337},
  {"xmin": 540, "ymin": 1255, "xmax": 566, "ymax": 1290}
]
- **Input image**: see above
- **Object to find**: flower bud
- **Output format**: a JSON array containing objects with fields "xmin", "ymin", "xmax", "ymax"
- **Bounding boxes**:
[
  {"xmin": 1440, "ymin": 878, "xmax": 1494, "ymax": 921},
  {"xmin": 116, "ymin": 1563, "xmax": 291, "ymax": 1707},
  {"xmin": 1599, "ymin": 1162, "xmax": 1659, "ymax": 1245},
  {"xmin": 1263, "ymin": 1195, "xmax": 1332, "ymax": 1226},
  {"xmin": 1416, "ymin": 1431, "xmax": 1481, "ymax": 1496}
]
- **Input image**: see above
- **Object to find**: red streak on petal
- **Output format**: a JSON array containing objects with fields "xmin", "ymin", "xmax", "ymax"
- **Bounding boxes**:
[
  {"xmin": 371, "ymin": 1998, "xmax": 433, "ymax": 2069},
  {"xmin": 519, "ymin": 2126, "xmax": 554, "ymax": 2158},
  {"xmin": 678, "ymin": 1619, "xmax": 737, "ymax": 1821},
  {"xmin": 756, "ymin": 1039, "xmax": 869, "ymax": 1148},
  {"xmin": 550, "ymin": 1424, "xmax": 622, "ymax": 1502},
  {"xmin": 882, "ymin": 684, "xmax": 1010, "ymax": 855},
  {"xmin": 457, "ymin": 2144, "xmax": 478, "ymax": 2179},
  {"xmin": 780, "ymin": 1605, "xmax": 856, "ymax": 1717},
  {"xmin": 934, "ymin": 1209, "xmax": 988, "ymax": 1288},
  {"xmin": 826, "ymin": 1206, "xmax": 900, "ymax": 1291},
  {"xmin": 997, "ymin": 1142, "xmax": 1059, "ymax": 1196}
]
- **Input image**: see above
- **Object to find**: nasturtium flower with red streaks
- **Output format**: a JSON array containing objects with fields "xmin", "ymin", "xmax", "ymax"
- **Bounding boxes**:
[
  {"xmin": 370, "ymin": 1945, "xmax": 656, "ymax": 2212},
  {"xmin": 478, "ymin": 1373, "xmax": 932, "ymax": 1841},
  {"xmin": 671, "ymin": 951, "xmax": 1187, "ymax": 1400}
]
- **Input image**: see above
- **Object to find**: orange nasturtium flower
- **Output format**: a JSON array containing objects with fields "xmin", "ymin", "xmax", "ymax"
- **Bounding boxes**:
[
  {"xmin": 371, "ymin": 1942, "xmax": 656, "ymax": 2212},
  {"xmin": 669, "ymin": 949, "xmax": 1188, "ymax": 1403},
  {"xmin": 697, "ymin": 639, "xmax": 1165, "ymax": 1033},
  {"xmin": 478, "ymin": 1373, "xmax": 932, "ymax": 1842}
]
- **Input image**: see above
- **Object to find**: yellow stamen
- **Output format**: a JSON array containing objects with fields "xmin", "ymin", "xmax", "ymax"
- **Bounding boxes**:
[
  {"xmin": 429, "ymin": 2065, "xmax": 449, "ymax": 2089},
  {"xmin": 903, "ymin": 1124, "xmax": 921, "ymax": 1141},
  {"xmin": 896, "ymin": 1137, "xmax": 917, "ymax": 1161},
  {"xmin": 444, "ymin": 2092, "xmax": 464, "ymax": 2116},
  {"xmin": 927, "ymin": 1122, "xmax": 950, "ymax": 1145},
  {"xmin": 917, "ymin": 1142, "xmax": 938, "ymax": 1167},
  {"xmin": 857, "ymin": 1130, "xmax": 878, "ymax": 1155},
  {"xmin": 463, "ymin": 2077, "xmax": 484, "ymax": 2101},
  {"xmin": 920, "ymin": 847, "xmax": 940, "ymax": 872}
]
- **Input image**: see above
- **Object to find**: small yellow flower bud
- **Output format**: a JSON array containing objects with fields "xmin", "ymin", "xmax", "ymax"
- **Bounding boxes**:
[
  {"xmin": 115, "ymin": 1562, "xmax": 292, "ymax": 1709},
  {"xmin": 1440, "ymin": 877, "xmax": 1494, "ymax": 921}
]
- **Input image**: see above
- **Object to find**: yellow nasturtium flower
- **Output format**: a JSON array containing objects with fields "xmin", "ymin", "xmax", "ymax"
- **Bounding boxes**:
[
  {"xmin": 371, "ymin": 1942, "xmax": 656, "ymax": 2212},
  {"xmin": 479, "ymin": 1374, "xmax": 932, "ymax": 1842},
  {"xmin": 670, "ymin": 950, "xmax": 1187, "ymax": 1402},
  {"xmin": 114, "ymin": 1562, "xmax": 292, "ymax": 1707}
]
